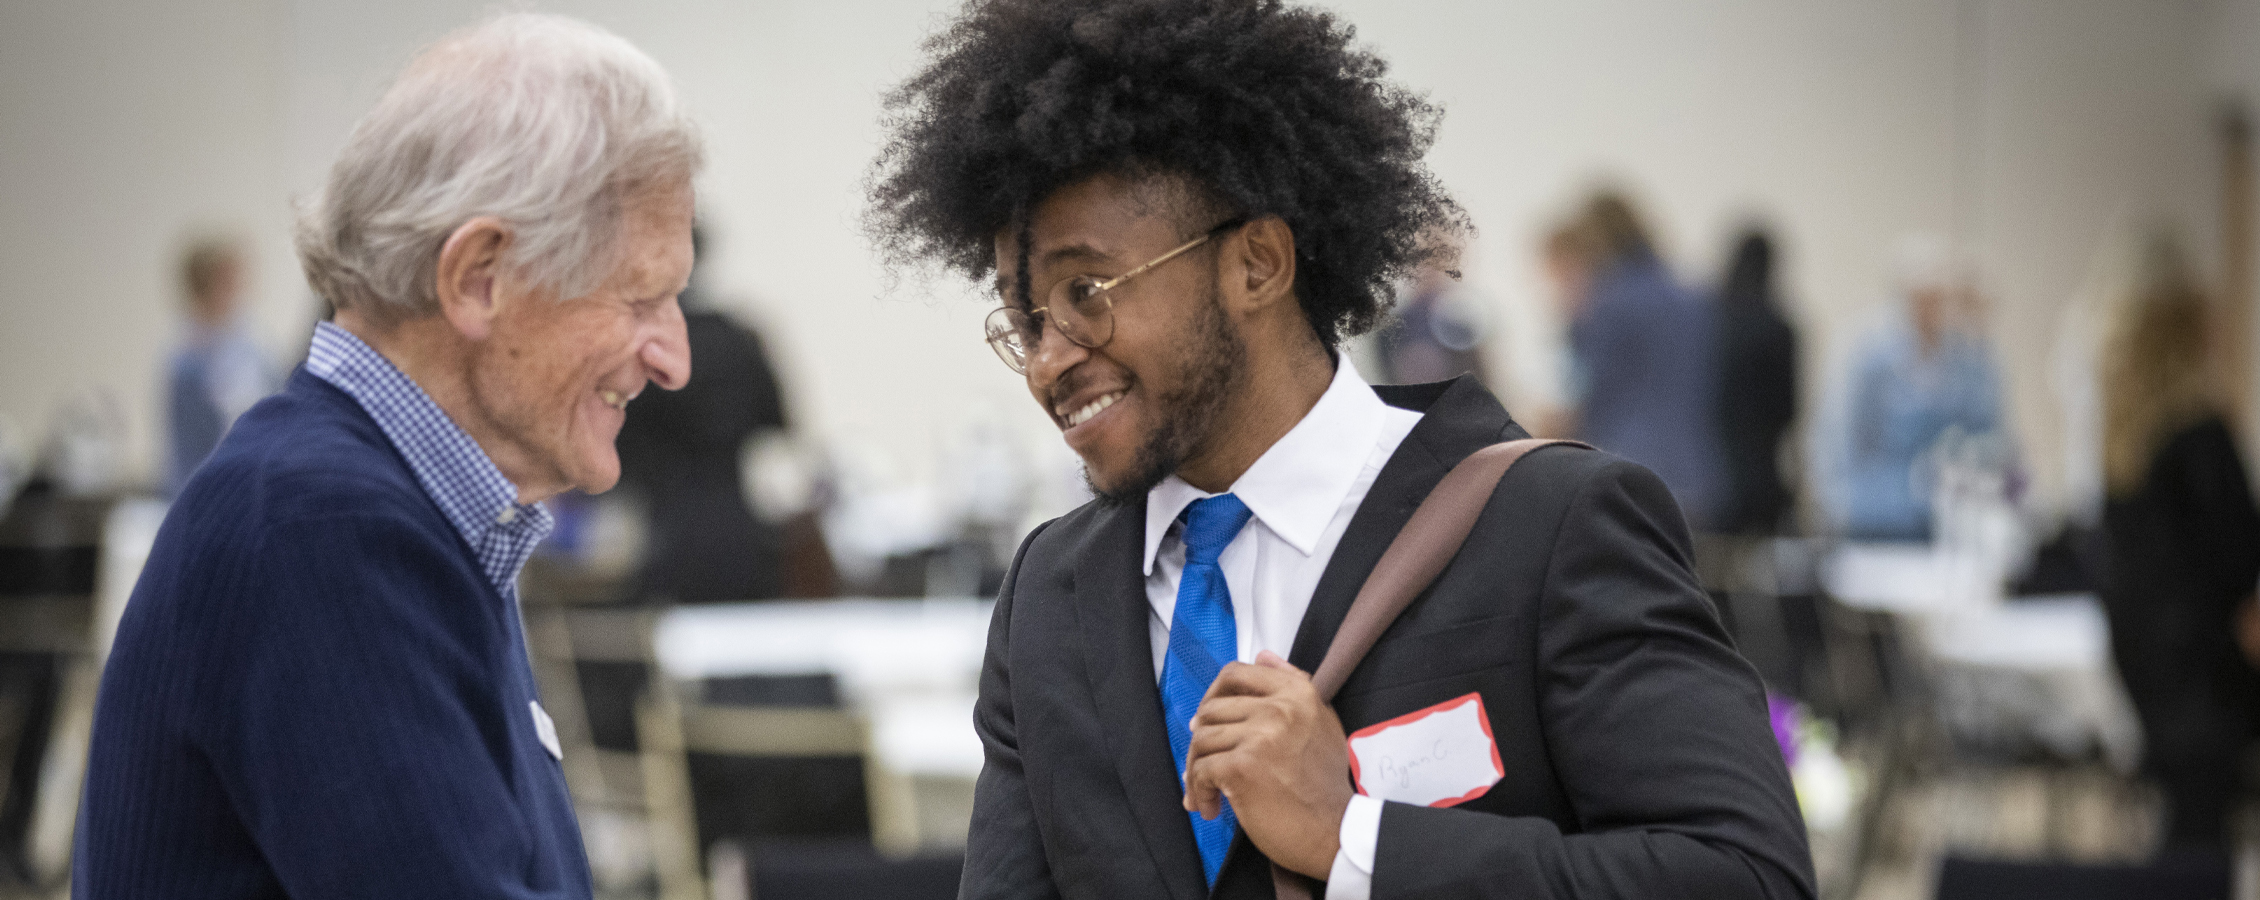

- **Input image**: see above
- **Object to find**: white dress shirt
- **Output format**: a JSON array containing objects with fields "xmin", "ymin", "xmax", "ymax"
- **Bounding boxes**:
[{"xmin": 1143, "ymin": 359, "xmax": 1419, "ymax": 899}]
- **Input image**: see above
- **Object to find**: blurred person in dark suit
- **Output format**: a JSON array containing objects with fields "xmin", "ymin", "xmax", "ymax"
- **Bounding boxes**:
[
  {"xmin": 2098, "ymin": 235, "xmax": 2260, "ymax": 853},
  {"xmin": 868, "ymin": 1, "xmax": 1812, "ymax": 897},
  {"xmin": 76, "ymin": 15, "xmax": 699, "ymax": 898},
  {"xmin": 163, "ymin": 235, "xmax": 275, "ymax": 495},
  {"xmin": 1712, "ymin": 228, "xmax": 1799, "ymax": 534},
  {"xmin": 1558, "ymin": 191, "xmax": 1728, "ymax": 529},
  {"xmin": 615, "ymin": 225, "xmax": 792, "ymax": 602}
]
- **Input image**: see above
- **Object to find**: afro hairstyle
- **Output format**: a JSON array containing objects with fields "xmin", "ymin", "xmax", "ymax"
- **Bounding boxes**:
[{"xmin": 865, "ymin": 0, "xmax": 1468, "ymax": 348}]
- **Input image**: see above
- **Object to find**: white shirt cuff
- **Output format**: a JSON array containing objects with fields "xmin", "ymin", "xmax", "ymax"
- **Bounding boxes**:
[{"xmin": 1324, "ymin": 794, "xmax": 1384, "ymax": 900}]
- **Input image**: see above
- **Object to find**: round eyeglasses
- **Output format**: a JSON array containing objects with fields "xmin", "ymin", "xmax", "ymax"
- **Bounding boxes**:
[{"xmin": 984, "ymin": 219, "xmax": 1245, "ymax": 374}]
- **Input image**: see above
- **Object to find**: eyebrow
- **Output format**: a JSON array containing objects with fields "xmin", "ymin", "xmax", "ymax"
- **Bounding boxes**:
[
  {"xmin": 642, "ymin": 275, "xmax": 690, "ymax": 303},
  {"xmin": 995, "ymin": 242, "xmax": 1118, "ymax": 303},
  {"xmin": 1038, "ymin": 243, "xmax": 1115, "ymax": 268}
]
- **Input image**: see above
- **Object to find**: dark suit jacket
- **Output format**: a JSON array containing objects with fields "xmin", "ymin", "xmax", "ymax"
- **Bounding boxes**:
[{"xmin": 962, "ymin": 377, "xmax": 1814, "ymax": 900}]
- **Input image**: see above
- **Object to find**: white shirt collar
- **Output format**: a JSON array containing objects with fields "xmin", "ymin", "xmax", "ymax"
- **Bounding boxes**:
[{"xmin": 1142, "ymin": 359, "xmax": 1390, "ymax": 575}]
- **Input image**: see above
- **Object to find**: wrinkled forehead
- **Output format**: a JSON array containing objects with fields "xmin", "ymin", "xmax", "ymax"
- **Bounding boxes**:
[{"xmin": 599, "ymin": 182, "xmax": 697, "ymax": 294}]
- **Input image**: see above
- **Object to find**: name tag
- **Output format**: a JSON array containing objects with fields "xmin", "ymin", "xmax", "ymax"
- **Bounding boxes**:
[
  {"xmin": 1346, "ymin": 692, "xmax": 1503, "ymax": 807},
  {"xmin": 530, "ymin": 700, "xmax": 563, "ymax": 761}
]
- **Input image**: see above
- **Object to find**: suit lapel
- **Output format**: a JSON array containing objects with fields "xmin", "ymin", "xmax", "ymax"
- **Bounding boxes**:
[
  {"xmin": 1286, "ymin": 376, "xmax": 1527, "ymax": 678},
  {"xmin": 1073, "ymin": 497, "xmax": 1211, "ymax": 900}
]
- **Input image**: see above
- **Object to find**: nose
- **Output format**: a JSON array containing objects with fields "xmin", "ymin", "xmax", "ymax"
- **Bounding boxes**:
[
  {"xmin": 640, "ymin": 299, "xmax": 692, "ymax": 391},
  {"xmin": 1022, "ymin": 321, "xmax": 1089, "ymax": 396}
]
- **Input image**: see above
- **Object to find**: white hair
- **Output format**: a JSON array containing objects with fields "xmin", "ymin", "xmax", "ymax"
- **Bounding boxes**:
[{"xmin": 296, "ymin": 13, "xmax": 702, "ymax": 319}]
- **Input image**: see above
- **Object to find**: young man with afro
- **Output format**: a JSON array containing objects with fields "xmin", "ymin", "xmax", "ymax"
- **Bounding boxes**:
[{"xmin": 867, "ymin": 1, "xmax": 1816, "ymax": 897}]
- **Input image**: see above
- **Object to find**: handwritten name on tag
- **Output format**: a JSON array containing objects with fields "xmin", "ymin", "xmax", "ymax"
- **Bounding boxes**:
[{"xmin": 1346, "ymin": 692, "xmax": 1504, "ymax": 808}]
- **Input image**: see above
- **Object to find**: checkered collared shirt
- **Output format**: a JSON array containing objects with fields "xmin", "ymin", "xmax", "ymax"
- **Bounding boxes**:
[{"xmin": 304, "ymin": 321, "xmax": 553, "ymax": 601}]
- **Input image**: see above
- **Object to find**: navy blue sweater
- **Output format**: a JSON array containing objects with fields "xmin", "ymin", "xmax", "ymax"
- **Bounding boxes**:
[{"xmin": 75, "ymin": 369, "xmax": 591, "ymax": 898}]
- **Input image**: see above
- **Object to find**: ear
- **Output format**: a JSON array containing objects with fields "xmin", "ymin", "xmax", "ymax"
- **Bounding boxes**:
[
  {"xmin": 1232, "ymin": 216, "xmax": 1298, "ymax": 315},
  {"xmin": 434, "ymin": 217, "xmax": 511, "ymax": 341}
]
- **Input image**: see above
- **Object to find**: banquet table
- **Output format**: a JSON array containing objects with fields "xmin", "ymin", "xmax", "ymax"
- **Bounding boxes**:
[{"xmin": 1822, "ymin": 542, "xmax": 2139, "ymax": 768}]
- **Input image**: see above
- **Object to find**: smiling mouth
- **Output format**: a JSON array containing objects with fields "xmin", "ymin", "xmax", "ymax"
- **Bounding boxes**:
[
  {"xmin": 1061, "ymin": 391, "xmax": 1125, "ymax": 428},
  {"xmin": 599, "ymin": 390, "xmax": 632, "ymax": 412}
]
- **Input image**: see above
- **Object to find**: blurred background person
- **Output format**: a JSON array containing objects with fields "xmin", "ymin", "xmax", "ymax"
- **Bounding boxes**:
[
  {"xmin": 1712, "ymin": 227, "xmax": 1800, "ymax": 535},
  {"xmin": 614, "ymin": 225, "xmax": 794, "ymax": 603},
  {"xmin": 1817, "ymin": 235, "xmax": 2008, "ymax": 541},
  {"xmin": 162, "ymin": 235, "xmax": 274, "ymax": 496},
  {"xmin": 1532, "ymin": 216, "xmax": 1604, "ymax": 440},
  {"xmin": 1553, "ymin": 189, "xmax": 1727, "ymax": 529},
  {"xmin": 1372, "ymin": 258, "xmax": 1487, "ymax": 385},
  {"xmin": 2097, "ymin": 234, "xmax": 2260, "ymax": 855}
]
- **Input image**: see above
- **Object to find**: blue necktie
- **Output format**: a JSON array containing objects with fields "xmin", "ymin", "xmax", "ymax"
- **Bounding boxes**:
[{"xmin": 1160, "ymin": 493, "xmax": 1254, "ymax": 887}]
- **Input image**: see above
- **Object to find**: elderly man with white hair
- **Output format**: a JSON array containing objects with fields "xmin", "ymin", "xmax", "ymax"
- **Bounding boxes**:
[{"xmin": 76, "ymin": 14, "xmax": 697, "ymax": 897}]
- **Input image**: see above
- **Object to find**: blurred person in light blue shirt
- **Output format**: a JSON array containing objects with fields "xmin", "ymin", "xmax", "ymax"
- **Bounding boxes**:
[
  {"xmin": 164, "ymin": 237, "xmax": 275, "ymax": 495},
  {"xmin": 1817, "ymin": 236, "xmax": 2008, "ymax": 540}
]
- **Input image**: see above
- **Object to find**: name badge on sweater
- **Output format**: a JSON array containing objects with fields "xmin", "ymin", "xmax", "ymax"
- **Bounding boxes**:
[
  {"xmin": 1346, "ymin": 692, "xmax": 1503, "ymax": 807},
  {"xmin": 530, "ymin": 700, "xmax": 563, "ymax": 761}
]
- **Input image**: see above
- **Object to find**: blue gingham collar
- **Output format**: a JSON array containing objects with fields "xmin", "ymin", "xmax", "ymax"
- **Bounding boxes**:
[{"xmin": 304, "ymin": 321, "xmax": 553, "ymax": 598}]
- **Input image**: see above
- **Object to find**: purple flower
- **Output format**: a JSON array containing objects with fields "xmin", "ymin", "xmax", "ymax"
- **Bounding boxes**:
[{"xmin": 1767, "ymin": 693, "xmax": 1799, "ymax": 768}]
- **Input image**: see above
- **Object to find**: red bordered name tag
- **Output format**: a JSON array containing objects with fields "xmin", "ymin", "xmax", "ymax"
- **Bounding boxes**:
[{"xmin": 1345, "ymin": 692, "xmax": 1504, "ymax": 807}]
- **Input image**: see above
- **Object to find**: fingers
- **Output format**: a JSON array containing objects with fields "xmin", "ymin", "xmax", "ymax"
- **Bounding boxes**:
[
  {"xmin": 1179, "ymin": 702, "xmax": 1295, "ymax": 817},
  {"xmin": 1182, "ymin": 656, "xmax": 1324, "ymax": 820},
  {"xmin": 1201, "ymin": 659, "xmax": 1310, "ymax": 704},
  {"xmin": 1187, "ymin": 717, "xmax": 1252, "ymax": 757},
  {"xmin": 1183, "ymin": 696, "xmax": 1290, "ymax": 776},
  {"xmin": 1184, "ymin": 772, "xmax": 1225, "ymax": 819},
  {"xmin": 1183, "ymin": 742, "xmax": 1243, "ymax": 820},
  {"xmin": 1182, "ymin": 677, "xmax": 1314, "ymax": 789},
  {"xmin": 1181, "ymin": 715, "xmax": 1252, "ymax": 816},
  {"xmin": 1189, "ymin": 695, "xmax": 1268, "ymax": 728}
]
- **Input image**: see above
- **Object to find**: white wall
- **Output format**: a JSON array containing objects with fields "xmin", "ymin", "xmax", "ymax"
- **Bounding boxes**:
[
  {"xmin": 0, "ymin": 0, "xmax": 295, "ymax": 485},
  {"xmin": 1343, "ymin": 0, "xmax": 1965, "ymax": 475},
  {"xmin": 2204, "ymin": 0, "xmax": 2260, "ymax": 462},
  {"xmin": 1, "ymin": 0, "xmax": 2246, "ymax": 520},
  {"xmin": 1962, "ymin": 0, "xmax": 2215, "ymax": 514}
]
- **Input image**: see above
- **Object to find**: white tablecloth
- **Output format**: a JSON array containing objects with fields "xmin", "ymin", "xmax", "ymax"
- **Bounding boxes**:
[
  {"xmin": 1823, "ymin": 543, "xmax": 2141, "ymax": 769},
  {"xmin": 652, "ymin": 597, "xmax": 994, "ymax": 778}
]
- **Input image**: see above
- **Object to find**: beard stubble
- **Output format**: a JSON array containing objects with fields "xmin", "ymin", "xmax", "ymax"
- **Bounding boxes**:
[{"xmin": 1088, "ymin": 281, "xmax": 1247, "ymax": 507}]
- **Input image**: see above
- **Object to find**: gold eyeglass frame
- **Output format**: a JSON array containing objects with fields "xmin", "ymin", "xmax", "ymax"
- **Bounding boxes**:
[{"xmin": 985, "ymin": 218, "xmax": 1246, "ymax": 374}]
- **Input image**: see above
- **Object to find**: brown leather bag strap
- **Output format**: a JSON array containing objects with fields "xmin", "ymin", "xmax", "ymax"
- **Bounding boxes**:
[
  {"xmin": 1273, "ymin": 437, "xmax": 1590, "ymax": 900},
  {"xmin": 1308, "ymin": 438, "xmax": 1590, "ymax": 701}
]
